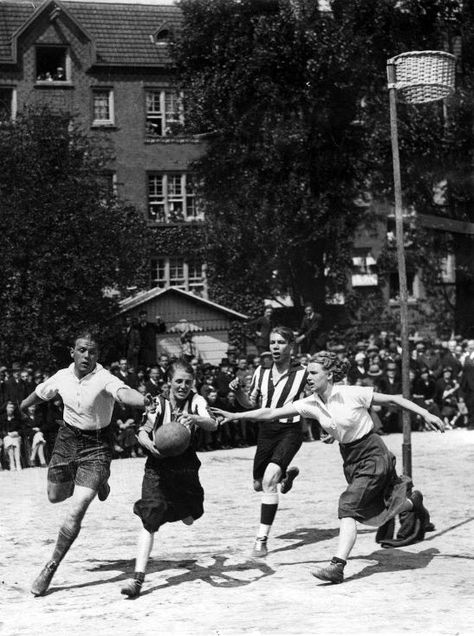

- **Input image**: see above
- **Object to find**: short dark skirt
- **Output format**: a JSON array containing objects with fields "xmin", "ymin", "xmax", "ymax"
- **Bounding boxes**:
[
  {"xmin": 133, "ymin": 456, "xmax": 204, "ymax": 533},
  {"xmin": 338, "ymin": 432, "xmax": 409, "ymax": 526}
]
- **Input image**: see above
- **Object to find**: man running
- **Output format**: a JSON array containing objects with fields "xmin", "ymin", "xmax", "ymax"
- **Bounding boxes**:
[
  {"xmin": 229, "ymin": 326, "xmax": 307, "ymax": 557},
  {"xmin": 20, "ymin": 331, "xmax": 153, "ymax": 597}
]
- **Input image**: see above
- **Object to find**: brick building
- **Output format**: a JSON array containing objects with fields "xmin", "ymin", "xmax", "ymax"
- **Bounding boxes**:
[{"xmin": 0, "ymin": 0, "xmax": 207, "ymax": 298}]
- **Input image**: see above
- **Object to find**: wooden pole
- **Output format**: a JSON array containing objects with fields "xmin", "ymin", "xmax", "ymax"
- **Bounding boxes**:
[{"xmin": 387, "ymin": 62, "xmax": 412, "ymax": 478}]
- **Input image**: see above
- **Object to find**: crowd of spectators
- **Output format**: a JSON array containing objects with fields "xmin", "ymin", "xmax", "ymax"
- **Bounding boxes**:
[{"xmin": 1, "ymin": 329, "xmax": 473, "ymax": 471}]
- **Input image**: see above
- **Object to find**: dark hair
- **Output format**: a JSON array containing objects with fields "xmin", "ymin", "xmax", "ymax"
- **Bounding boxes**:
[
  {"xmin": 310, "ymin": 351, "xmax": 350, "ymax": 383},
  {"xmin": 168, "ymin": 358, "xmax": 194, "ymax": 381},
  {"xmin": 270, "ymin": 325, "xmax": 295, "ymax": 345}
]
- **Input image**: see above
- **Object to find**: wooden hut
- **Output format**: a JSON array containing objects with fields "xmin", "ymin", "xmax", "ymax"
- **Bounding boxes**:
[{"xmin": 118, "ymin": 288, "xmax": 248, "ymax": 365}]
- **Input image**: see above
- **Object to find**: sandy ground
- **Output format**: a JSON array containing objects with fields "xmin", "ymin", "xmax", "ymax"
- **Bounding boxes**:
[{"xmin": 1, "ymin": 429, "xmax": 473, "ymax": 636}]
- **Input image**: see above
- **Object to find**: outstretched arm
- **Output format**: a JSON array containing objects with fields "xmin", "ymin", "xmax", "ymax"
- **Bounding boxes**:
[
  {"xmin": 211, "ymin": 402, "xmax": 299, "ymax": 424},
  {"xmin": 20, "ymin": 390, "xmax": 47, "ymax": 412},
  {"xmin": 372, "ymin": 393, "xmax": 445, "ymax": 432},
  {"xmin": 116, "ymin": 386, "xmax": 150, "ymax": 408}
]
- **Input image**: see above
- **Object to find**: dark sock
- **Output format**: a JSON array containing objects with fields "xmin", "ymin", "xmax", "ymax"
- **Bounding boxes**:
[
  {"xmin": 52, "ymin": 521, "xmax": 81, "ymax": 565},
  {"xmin": 260, "ymin": 503, "xmax": 278, "ymax": 526},
  {"xmin": 331, "ymin": 556, "xmax": 346, "ymax": 567}
]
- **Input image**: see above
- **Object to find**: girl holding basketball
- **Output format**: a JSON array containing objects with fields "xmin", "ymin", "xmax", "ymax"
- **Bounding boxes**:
[{"xmin": 121, "ymin": 359, "xmax": 218, "ymax": 598}]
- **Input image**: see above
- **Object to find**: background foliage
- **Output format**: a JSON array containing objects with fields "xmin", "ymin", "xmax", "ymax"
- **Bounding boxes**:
[
  {"xmin": 174, "ymin": 0, "xmax": 473, "ymax": 333},
  {"xmin": 0, "ymin": 107, "xmax": 150, "ymax": 367}
]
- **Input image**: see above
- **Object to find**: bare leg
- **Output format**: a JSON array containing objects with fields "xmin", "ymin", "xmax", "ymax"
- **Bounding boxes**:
[
  {"xmin": 37, "ymin": 444, "xmax": 47, "ymax": 466},
  {"xmin": 335, "ymin": 517, "xmax": 358, "ymax": 561},
  {"xmin": 13, "ymin": 444, "xmax": 22, "ymax": 470},
  {"xmin": 135, "ymin": 528, "xmax": 155, "ymax": 572},
  {"xmin": 121, "ymin": 528, "xmax": 154, "ymax": 598}
]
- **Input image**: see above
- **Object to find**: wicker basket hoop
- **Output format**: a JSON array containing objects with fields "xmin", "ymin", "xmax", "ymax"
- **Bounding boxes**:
[{"xmin": 387, "ymin": 50, "xmax": 456, "ymax": 104}]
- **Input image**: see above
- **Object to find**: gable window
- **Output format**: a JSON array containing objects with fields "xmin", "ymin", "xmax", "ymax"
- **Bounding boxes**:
[
  {"xmin": 148, "ymin": 173, "xmax": 201, "ymax": 223},
  {"xmin": 92, "ymin": 89, "xmax": 114, "ymax": 126},
  {"xmin": 146, "ymin": 89, "xmax": 183, "ymax": 137},
  {"xmin": 0, "ymin": 87, "xmax": 16, "ymax": 120},
  {"xmin": 150, "ymin": 257, "xmax": 206, "ymax": 296},
  {"xmin": 36, "ymin": 46, "xmax": 69, "ymax": 82}
]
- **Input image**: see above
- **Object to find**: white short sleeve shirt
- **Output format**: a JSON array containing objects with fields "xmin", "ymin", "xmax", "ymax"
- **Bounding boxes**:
[
  {"xmin": 35, "ymin": 363, "xmax": 126, "ymax": 430},
  {"xmin": 294, "ymin": 385, "xmax": 374, "ymax": 443}
]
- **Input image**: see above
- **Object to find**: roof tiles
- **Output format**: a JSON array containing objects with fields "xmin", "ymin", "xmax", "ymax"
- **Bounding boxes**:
[{"xmin": 0, "ymin": 0, "xmax": 182, "ymax": 66}]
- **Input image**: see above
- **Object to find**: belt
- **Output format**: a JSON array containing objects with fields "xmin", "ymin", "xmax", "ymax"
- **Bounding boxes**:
[{"xmin": 64, "ymin": 421, "xmax": 110, "ymax": 436}]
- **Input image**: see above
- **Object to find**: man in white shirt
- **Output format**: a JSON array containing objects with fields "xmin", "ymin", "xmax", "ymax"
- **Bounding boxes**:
[{"xmin": 20, "ymin": 332, "xmax": 152, "ymax": 597}]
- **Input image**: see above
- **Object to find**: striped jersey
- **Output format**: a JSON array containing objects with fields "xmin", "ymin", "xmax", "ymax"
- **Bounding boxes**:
[
  {"xmin": 141, "ymin": 391, "xmax": 211, "ymax": 443},
  {"xmin": 249, "ymin": 363, "xmax": 308, "ymax": 423}
]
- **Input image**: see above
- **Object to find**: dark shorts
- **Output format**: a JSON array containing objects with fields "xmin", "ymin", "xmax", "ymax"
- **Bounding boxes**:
[
  {"xmin": 253, "ymin": 421, "xmax": 303, "ymax": 481},
  {"xmin": 47, "ymin": 422, "xmax": 112, "ymax": 491},
  {"xmin": 338, "ymin": 432, "xmax": 409, "ymax": 526},
  {"xmin": 134, "ymin": 458, "xmax": 204, "ymax": 533}
]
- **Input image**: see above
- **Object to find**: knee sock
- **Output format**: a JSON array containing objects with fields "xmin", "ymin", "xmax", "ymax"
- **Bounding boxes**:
[
  {"xmin": 258, "ymin": 492, "xmax": 279, "ymax": 538},
  {"xmin": 51, "ymin": 520, "xmax": 81, "ymax": 565}
]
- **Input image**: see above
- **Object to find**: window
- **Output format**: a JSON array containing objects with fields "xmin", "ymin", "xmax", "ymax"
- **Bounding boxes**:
[
  {"xmin": 148, "ymin": 173, "xmax": 201, "ymax": 222},
  {"xmin": 92, "ymin": 89, "xmax": 114, "ymax": 126},
  {"xmin": 351, "ymin": 250, "xmax": 378, "ymax": 287},
  {"xmin": 146, "ymin": 89, "xmax": 183, "ymax": 137},
  {"xmin": 150, "ymin": 257, "xmax": 206, "ymax": 295},
  {"xmin": 97, "ymin": 172, "xmax": 117, "ymax": 199},
  {"xmin": 389, "ymin": 271, "xmax": 418, "ymax": 302},
  {"xmin": 0, "ymin": 87, "xmax": 16, "ymax": 120},
  {"xmin": 36, "ymin": 46, "xmax": 69, "ymax": 82}
]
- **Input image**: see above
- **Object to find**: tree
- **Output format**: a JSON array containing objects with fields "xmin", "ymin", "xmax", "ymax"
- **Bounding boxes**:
[
  {"xmin": 0, "ymin": 106, "xmax": 150, "ymax": 367},
  {"xmin": 173, "ymin": 0, "xmax": 471, "ymax": 331}
]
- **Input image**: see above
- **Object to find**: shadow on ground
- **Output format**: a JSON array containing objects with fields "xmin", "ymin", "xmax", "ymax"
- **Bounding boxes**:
[
  {"xmin": 272, "ymin": 526, "xmax": 374, "ymax": 555},
  {"xmin": 53, "ymin": 554, "xmax": 274, "ymax": 597}
]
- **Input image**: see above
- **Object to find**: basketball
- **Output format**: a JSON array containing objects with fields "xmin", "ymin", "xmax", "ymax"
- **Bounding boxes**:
[{"xmin": 154, "ymin": 420, "xmax": 191, "ymax": 457}]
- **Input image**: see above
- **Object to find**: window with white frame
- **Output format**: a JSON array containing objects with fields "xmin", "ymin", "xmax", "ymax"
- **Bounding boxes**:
[
  {"xmin": 148, "ymin": 173, "xmax": 201, "ymax": 222},
  {"xmin": 351, "ymin": 250, "xmax": 378, "ymax": 287},
  {"xmin": 0, "ymin": 87, "xmax": 16, "ymax": 120},
  {"xmin": 145, "ymin": 89, "xmax": 183, "ymax": 137},
  {"xmin": 150, "ymin": 257, "xmax": 205, "ymax": 295},
  {"xmin": 92, "ymin": 89, "xmax": 114, "ymax": 126},
  {"xmin": 36, "ymin": 46, "xmax": 69, "ymax": 82}
]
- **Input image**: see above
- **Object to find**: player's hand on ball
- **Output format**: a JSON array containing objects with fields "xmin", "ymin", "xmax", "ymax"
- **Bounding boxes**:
[
  {"xmin": 178, "ymin": 414, "xmax": 194, "ymax": 432},
  {"xmin": 137, "ymin": 429, "xmax": 161, "ymax": 457}
]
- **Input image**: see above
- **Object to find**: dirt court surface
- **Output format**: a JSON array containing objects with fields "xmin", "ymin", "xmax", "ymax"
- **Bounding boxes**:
[{"xmin": 1, "ymin": 429, "xmax": 473, "ymax": 636}]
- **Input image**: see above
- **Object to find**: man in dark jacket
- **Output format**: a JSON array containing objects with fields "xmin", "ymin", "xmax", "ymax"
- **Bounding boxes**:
[{"xmin": 295, "ymin": 303, "xmax": 325, "ymax": 354}]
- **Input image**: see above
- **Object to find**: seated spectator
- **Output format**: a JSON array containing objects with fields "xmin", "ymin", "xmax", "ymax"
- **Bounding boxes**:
[
  {"xmin": 23, "ymin": 404, "xmax": 47, "ymax": 467},
  {"xmin": 224, "ymin": 389, "xmax": 256, "ymax": 446},
  {"xmin": 435, "ymin": 366, "xmax": 460, "ymax": 428},
  {"xmin": 214, "ymin": 359, "xmax": 235, "ymax": 398},
  {"xmin": 43, "ymin": 396, "xmax": 63, "ymax": 460},
  {"xmin": 378, "ymin": 362, "xmax": 402, "ymax": 433},
  {"xmin": 1, "ymin": 401, "xmax": 23, "ymax": 471},
  {"xmin": 112, "ymin": 402, "xmax": 139, "ymax": 458},
  {"xmin": 347, "ymin": 352, "xmax": 368, "ymax": 385},
  {"xmin": 412, "ymin": 366, "xmax": 441, "ymax": 429}
]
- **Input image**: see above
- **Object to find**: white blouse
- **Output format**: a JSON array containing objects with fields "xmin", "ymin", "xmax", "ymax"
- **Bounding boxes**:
[{"xmin": 294, "ymin": 384, "xmax": 374, "ymax": 444}]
